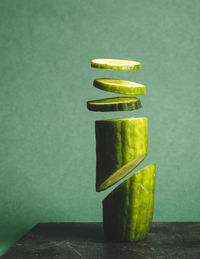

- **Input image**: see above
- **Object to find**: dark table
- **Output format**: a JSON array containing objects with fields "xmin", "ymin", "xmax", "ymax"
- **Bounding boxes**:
[{"xmin": 1, "ymin": 222, "xmax": 200, "ymax": 259}]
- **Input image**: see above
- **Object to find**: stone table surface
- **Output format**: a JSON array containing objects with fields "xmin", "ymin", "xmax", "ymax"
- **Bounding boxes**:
[{"xmin": 1, "ymin": 222, "xmax": 200, "ymax": 259}]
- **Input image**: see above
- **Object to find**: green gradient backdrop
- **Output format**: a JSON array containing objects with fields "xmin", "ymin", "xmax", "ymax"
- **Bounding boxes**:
[{"xmin": 0, "ymin": 0, "xmax": 199, "ymax": 255}]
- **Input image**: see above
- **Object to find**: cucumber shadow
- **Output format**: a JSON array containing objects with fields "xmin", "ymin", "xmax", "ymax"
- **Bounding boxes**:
[{"xmin": 32, "ymin": 222, "xmax": 105, "ymax": 243}]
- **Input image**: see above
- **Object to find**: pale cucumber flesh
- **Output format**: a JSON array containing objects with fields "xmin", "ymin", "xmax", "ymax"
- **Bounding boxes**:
[
  {"xmin": 91, "ymin": 59, "xmax": 142, "ymax": 71},
  {"xmin": 93, "ymin": 78, "xmax": 146, "ymax": 95}
]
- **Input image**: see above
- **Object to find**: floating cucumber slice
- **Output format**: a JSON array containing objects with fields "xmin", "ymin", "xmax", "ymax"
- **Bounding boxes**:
[
  {"xmin": 87, "ymin": 97, "xmax": 141, "ymax": 112},
  {"xmin": 95, "ymin": 117, "xmax": 148, "ymax": 191},
  {"xmin": 91, "ymin": 59, "xmax": 142, "ymax": 71},
  {"xmin": 93, "ymin": 78, "xmax": 146, "ymax": 95},
  {"xmin": 103, "ymin": 164, "xmax": 156, "ymax": 241}
]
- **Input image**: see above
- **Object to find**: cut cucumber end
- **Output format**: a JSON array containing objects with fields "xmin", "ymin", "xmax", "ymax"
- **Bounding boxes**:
[
  {"xmin": 93, "ymin": 78, "xmax": 146, "ymax": 95},
  {"xmin": 91, "ymin": 59, "xmax": 142, "ymax": 71},
  {"xmin": 96, "ymin": 154, "xmax": 146, "ymax": 192},
  {"xmin": 87, "ymin": 97, "xmax": 142, "ymax": 112}
]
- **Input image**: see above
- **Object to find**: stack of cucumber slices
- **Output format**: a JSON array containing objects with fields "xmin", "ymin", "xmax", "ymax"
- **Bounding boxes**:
[{"xmin": 87, "ymin": 58, "xmax": 156, "ymax": 241}]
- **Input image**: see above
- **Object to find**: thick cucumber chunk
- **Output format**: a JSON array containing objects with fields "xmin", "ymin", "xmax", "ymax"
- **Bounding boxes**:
[
  {"xmin": 93, "ymin": 78, "xmax": 146, "ymax": 95},
  {"xmin": 103, "ymin": 164, "xmax": 156, "ymax": 241},
  {"xmin": 87, "ymin": 97, "xmax": 141, "ymax": 112},
  {"xmin": 91, "ymin": 59, "xmax": 142, "ymax": 71},
  {"xmin": 95, "ymin": 117, "xmax": 148, "ymax": 191}
]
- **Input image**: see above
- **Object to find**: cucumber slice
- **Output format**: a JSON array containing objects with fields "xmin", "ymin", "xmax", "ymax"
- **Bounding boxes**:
[
  {"xmin": 96, "ymin": 117, "xmax": 148, "ymax": 191},
  {"xmin": 93, "ymin": 78, "xmax": 146, "ymax": 95},
  {"xmin": 91, "ymin": 59, "xmax": 142, "ymax": 71},
  {"xmin": 87, "ymin": 97, "xmax": 141, "ymax": 112},
  {"xmin": 103, "ymin": 164, "xmax": 156, "ymax": 241}
]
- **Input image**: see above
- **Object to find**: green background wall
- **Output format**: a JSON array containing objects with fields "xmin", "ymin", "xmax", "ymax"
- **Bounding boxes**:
[{"xmin": 0, "ymin": 0, "xmax": 199, "ymax": 255}]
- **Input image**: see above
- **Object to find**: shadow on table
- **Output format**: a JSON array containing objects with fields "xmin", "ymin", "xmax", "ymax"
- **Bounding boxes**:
[{"xmin": 32, "ymin": 222, "xmax": 105, "ymax": 243}]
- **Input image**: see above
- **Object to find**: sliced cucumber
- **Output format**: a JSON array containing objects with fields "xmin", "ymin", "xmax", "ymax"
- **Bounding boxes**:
[
  {"xmin": 87, "ymin": 97, "xmax": 141, "ymax": 112},
  {"xmin": 93, "ymin": 78, "xmax": 146, "ymax": 95},
  {"xmin": 103, "ymin": 164, "xmax": 156, "ymax": 241},
  {"xmin": 91, "ymin": 59, "xmax": 142, "ymax": 71},
  {"xmin": 95, "ymin": 117, "xmax": 148, "ymax": 192}
]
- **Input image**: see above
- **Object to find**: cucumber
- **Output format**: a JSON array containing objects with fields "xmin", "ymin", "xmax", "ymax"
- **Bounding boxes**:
[
  {"xmin": 103, "ymin": 164, "xmax": 156, "ymax": 241},
  {"xmin": 87, "ymin": 97, "xmax": 141, "ymax": 112},
  {"xmin": 93, "ymin": 78, "xmax": 146, "ymax": 95},
  {"xmin": 96, "ymin": 117, "xmax": 148, "ymax": 192},
  {"xmin": 91, "ymin": 59, "xmax": 142, "ymax": 71}
]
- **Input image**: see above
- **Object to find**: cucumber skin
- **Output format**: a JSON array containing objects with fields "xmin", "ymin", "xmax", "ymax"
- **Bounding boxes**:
[
  {"xmin": 87, "ymin": 98, "xmax": 142, "ymax": 112},
  {"xmin": 95, "ymin": 118, "xmax": 148, "ymax": 191},
  {"xmin": 93, "ymin": 79, "xmax": 146, "ymax": 95},
  {"xmin": 103, "ymin": 164, "xmax": 156, "ymax": 241}
]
